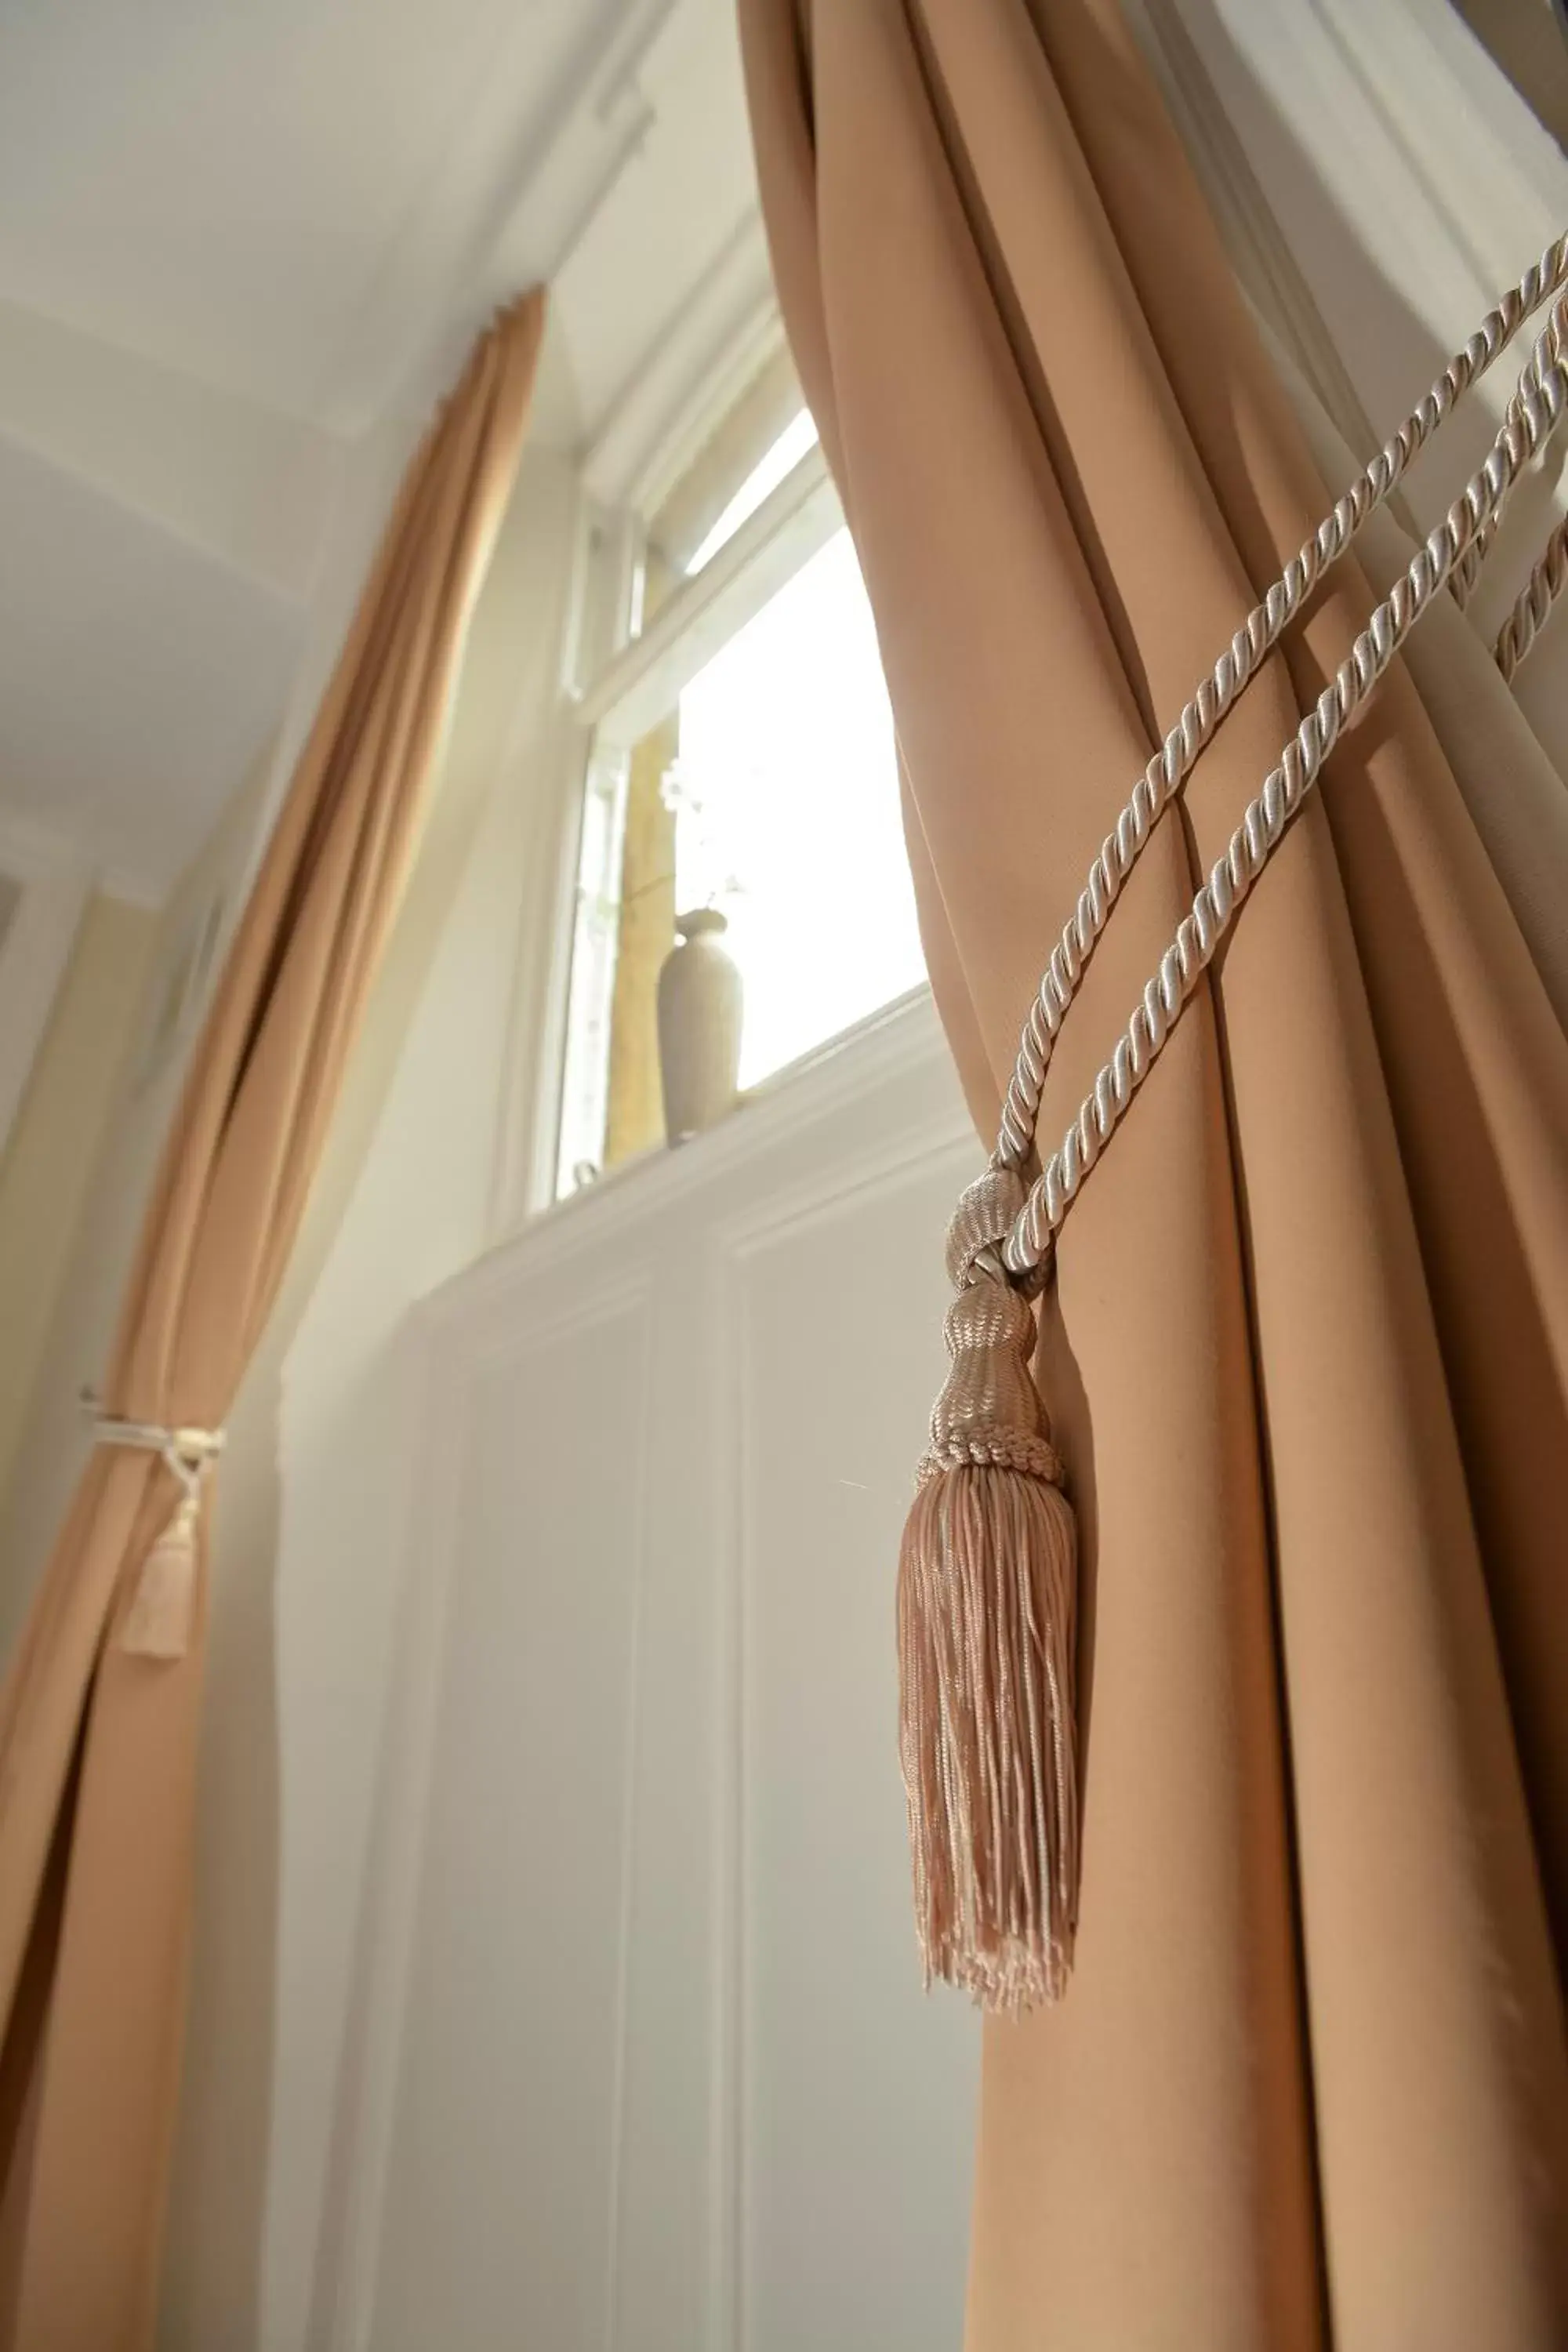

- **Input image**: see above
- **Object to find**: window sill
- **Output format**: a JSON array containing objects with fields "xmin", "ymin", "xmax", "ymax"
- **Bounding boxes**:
[{"xmin": 428, "ymin": 985, "xmax": 965, "ymax": 1326}]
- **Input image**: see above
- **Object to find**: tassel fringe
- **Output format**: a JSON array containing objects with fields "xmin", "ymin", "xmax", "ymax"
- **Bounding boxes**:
[
  {"xmin": 898, "ymin": 1168, "xmax": 1081, "ymax": 2013},
  {"xmin": 122, "ymin": 1493, "xmax": 199, "ymax": 1659}
]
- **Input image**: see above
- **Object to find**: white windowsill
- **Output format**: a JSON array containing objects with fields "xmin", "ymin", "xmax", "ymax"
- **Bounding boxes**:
[{"xmin": 426, "ymin": 983, "xmax": 970, "ymax": 1323}]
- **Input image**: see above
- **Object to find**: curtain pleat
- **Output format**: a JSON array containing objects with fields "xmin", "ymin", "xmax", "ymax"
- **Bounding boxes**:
[{"xmin": 738, "ymin": 3, "xmax": 1568, "ymax": 2343}]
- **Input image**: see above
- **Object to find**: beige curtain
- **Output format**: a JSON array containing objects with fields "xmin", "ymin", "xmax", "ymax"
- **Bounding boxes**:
[
  {"xmin": 737, "ymin": 4, "xmax": 1568, "ymax": 2344},
  {"xmin": 0, "ymin": 289, "xmax": 545, "ymax": 2349}
]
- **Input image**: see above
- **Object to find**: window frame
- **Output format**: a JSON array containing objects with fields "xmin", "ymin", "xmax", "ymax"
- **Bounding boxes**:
[{"xmin": 513, "ymin": 314, "xmax": 917, "ymax": 1228}]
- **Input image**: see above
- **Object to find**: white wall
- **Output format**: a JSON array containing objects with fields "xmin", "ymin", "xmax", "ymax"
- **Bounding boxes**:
[
  {"xmin": 0, "ymin": 889, "xmax": 155, "ymax": 1543},
  {"xmin": 158, "ymin": 441, "xmax": 583, "ymax": 2352},
  {"xmin": 319, "ymin": 995, "xmax": 981, "ymax": 2352}
]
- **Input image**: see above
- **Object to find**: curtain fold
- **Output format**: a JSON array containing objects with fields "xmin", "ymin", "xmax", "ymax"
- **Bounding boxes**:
[
  {"xmin": 0, "ymin": 288, "xmax": 545, "ymax": 2350},
  {"xmin": 737, "ymin": 4, "xmax": 1568, "ymax": 2345}
]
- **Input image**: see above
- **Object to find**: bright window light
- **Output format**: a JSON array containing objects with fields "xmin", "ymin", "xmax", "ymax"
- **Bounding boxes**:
[
  {"xmin": 671, "ymin": 527, "xmax": 924, "ymax": 1087},
  {"xmin": 685, "ymin": 408, "xmax": 821, "ymax": 574}
]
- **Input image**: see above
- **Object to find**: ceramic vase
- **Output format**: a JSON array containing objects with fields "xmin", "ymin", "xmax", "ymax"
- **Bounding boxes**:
[{"xmin": 656, "ymin": 907, "xmax": 742, "ymax": 1143}]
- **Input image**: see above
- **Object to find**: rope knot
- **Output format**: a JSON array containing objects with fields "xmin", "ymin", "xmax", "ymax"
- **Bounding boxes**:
[
  {"xmin": 917, "ymin": 1427, "xmax": 1063, "ymax": 1488},
  {"xmin": 944, "ymin": 1164, "xmax": 1028, "ymax": 1289}
]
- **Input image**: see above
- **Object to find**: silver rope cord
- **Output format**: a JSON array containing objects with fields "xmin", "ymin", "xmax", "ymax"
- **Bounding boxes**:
[
  {"xmin": 1000, "ymin": 314, "xmax": 1568, "ymax": 1279},
  {"xmin": 994, "ymin": 233, "xmax": 1568, "ymax": 1173},
  {"xmin": 1495, "ymin": 506, "xmax": 1568, "ymax": 681},
  {"xmin": 1453, "ymin": 309, "xmax": 1568, "ymax": 611}
]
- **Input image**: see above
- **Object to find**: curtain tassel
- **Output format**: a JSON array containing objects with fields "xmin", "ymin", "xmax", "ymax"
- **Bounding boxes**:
[
  {"xmin": 898, "ymin": 1167, "xmax": 1080, "ymax": 2012},
  {"xmin": 89, "ymin": 1410, "xmax": 224, "ymax": 1661},
  {"xmin": 122, "ymin": 1486, "xmax": 203, "ymax": 1661}
]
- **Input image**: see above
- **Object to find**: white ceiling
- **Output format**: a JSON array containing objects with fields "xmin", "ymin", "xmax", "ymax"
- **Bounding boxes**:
[
  {"xmin": 0, "ymin": 0, "xmax": 764, "ymax": 901},
  {"xmin": 0, "ymin": 433, "xmax": 304, "ymax": 894},
  {"xmin": 0, "ymin": 0, "xmax": 608, "ymax": 428}
]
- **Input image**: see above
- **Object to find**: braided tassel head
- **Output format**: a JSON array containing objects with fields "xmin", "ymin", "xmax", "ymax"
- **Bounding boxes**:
[{"xmin": 898, "ymin": 1166, "xmax": 1080, "ymax": 2011}]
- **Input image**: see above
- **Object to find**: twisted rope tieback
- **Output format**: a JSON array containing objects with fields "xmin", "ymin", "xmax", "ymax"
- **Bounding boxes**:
[
  {"xmin": 995, "ymin": 235, "xmax": 1568, "ymax": 1183},
  {"xmin": 989, "ymin": 241, "xmax": 1568, "ymax": 1279},
  {"xmin": 90, "ymin": 1410, "xmax": 226, "ymax": 1501},
  {"xmin": 901, "ymin": 243, "xmax": 1568, "ymax": 2019},
  {"xmin": 1496, "ymin": 506, "xmax": 1568, "ymax": 682},
  {"xmin": 1449, "ymin": 348, "xmax": 1553, "ymax": 612}
]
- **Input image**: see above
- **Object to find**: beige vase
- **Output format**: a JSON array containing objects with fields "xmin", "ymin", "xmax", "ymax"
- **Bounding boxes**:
[{"xmin": 656, "ymin": 907, "xmax": 743, "ymax": 1144}]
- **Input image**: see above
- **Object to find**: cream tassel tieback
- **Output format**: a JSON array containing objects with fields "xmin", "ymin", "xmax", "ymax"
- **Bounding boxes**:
[
  {"xmin": 92, "ymin": 1412, "xmax": 225, "ymax": 1660},
  {"xmin": 898, "ymin": 234, "xmax": 1568, "ymax": 2015}
]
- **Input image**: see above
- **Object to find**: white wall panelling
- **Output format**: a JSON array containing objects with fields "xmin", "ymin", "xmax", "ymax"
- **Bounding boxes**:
[{"xmin": 325, "ymin": 992, "xmax": 984, "ymax": 2350}]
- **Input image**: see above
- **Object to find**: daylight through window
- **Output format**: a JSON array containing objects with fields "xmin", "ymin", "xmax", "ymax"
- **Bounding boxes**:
[{"xmin": 556, "ymin": 401, "xmax": 925, "ymax": 1194}]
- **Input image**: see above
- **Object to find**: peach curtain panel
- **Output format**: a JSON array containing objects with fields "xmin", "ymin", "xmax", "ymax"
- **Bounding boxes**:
[
  {"xmin": 0, "ymin": 289, "xmax": 545, "ymax": 2350},
  {"xmin": 737, "ymin": 4, "xmax": 1568, "ymax": 2346}
]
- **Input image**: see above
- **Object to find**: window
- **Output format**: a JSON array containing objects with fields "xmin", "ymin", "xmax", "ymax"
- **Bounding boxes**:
[
  {"xmin": 555, "ymin": 358, "xmax": 925, "ymax": 1195},
  {"xmin": 684, "ymin": 407, "xmax": 820, "ymax": 574}
]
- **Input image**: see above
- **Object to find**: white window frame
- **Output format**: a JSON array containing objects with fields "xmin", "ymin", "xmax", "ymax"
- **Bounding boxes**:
[{"xmin": 534, "ymin": 354, "xmax": 852, "ymax": 1211}]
